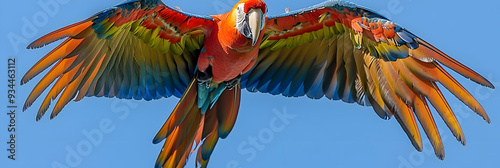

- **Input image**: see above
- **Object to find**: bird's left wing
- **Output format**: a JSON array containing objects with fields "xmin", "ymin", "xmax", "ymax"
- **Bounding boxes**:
[
  {"xmin": 22, "ymin": 0, "xmax": 214, "ymax": 120},
  {"xmin": 242, "ymin": 1, "xmax": 493, "ymax": 158}
]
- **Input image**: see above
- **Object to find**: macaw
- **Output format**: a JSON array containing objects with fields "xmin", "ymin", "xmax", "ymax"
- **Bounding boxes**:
[{"xmin": 22, "ymin": 0, "xmax": 494, "ymax": 167}]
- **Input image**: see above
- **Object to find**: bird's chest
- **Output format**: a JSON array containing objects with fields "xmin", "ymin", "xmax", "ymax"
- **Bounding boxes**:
[
  {"xmin": 197, "ymin": 29, "xmax": 258, "ymax": 82},
  {"xmin": 198, "ymin": 42, "xmax": 258, "ymax": 82}
]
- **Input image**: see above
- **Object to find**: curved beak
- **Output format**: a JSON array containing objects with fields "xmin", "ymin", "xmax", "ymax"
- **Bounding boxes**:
[{"xmin": 247, "ymin": 8, "xmax": 264, "ymax": 46}]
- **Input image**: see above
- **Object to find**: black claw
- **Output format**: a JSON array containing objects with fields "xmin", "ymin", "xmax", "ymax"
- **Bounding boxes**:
[
  {"xmin": 225, "ymin": 75, "xmax": 241, "ymax": 90},
  {"xmin": 196, "ymin": 67, "xmax": 213, "ymax": 88}
]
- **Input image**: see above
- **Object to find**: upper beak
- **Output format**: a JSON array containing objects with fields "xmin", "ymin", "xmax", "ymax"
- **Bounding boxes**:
[{"xmin": 247, "ymin": 8, "xmax": 264, "ymax": 46}]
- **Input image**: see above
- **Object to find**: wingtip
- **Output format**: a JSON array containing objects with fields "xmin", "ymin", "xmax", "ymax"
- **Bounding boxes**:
[
  {"xmin": 414, "ymin": 38, "xmax": 495, "ymax": 89},
  {"xmin": 460, "ymin": 135, "xmax": 466, "ymax": 146},
  {"xmin": 471, "ymin": 104, "xmax": 491, "ymax": 125},
  {"xmin": 472, "ymin": 75, "xmax": 495, "ymax": 89},
  {"xmin": 483, "ymin": 114, "xmax": 491, "ymax": 124},
  {"xmin": 26, "ymin": 43, "xmax": 38, "ymax": 50},
  {"xmin": 483, "ymin": 80, "xmax": 495, "ymax": 89},
  {"xmin": 152, "ymin": 137, "xmax": 163, "ymax": 144},
  {"xmin": 26, "ymin": 19, "xmax": 93, "ymax": 50},
  {"xmin": 434, "ymin": 142, "xmax": 445, "ymax": 160},
  {"xmin": 26, "ymin": 42, "xmax": 45, "ymax": 50},
  {"xmin": 35, "ymin": 109, "xmax": 45, "ymax": 121},
  {"xmin": 413, "ymin": 140, "xmax": 423, "ymax": 152},
  {"xmin": 436, "ymin": 151, "xmax": 445, "ymax": 160},
  {"xmin": 22, "ymin": 102, "xmax": 30, "ymax": 112},
  {"xmin": 415, "ymin": 146, "xmax": 423, "ymax": 152},
  {"xmin": 21, "ymin": 72, "xmax": 34, "ymax": 86},
  {"xmin": 218, "ymin": 131, "xmax": 229, "ymax": 139},
  {"xmin": 154, "ymin": 160, "xmax": 164, "ymax": 168}
]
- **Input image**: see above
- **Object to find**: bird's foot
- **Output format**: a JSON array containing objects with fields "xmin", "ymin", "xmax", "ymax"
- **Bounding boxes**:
[
  {"xmin": 196, "ymin": 69, "xmax": 212, "ymax": 89},
  {"xmin": 225, "ymin": 76, "xmax": 241, "ymax": 90}
]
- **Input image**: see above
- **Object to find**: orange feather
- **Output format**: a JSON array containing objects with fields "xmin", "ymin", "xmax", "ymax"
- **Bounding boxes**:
[
  {"xmin": 413, "ymin": 95, "xmax": 444, "ymax": 159},
  {"xmin": 28, "ymin": 20, "xmax": 93, "ymax": 49},
  {"xmin": 412, "ymin": 40, "xmax": 494, "ymax": 88},
  {"xmin": 22, "ymin": 38, "xmax": 84, "ymax": 84}
]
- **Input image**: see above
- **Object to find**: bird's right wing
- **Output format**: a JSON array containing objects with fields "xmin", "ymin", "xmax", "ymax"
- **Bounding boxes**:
[
  {"xmin": 242, "ymin": 1, "xmax": 494, "ymax": 159},
  {"xmin": 22, "ymin": 0, "xmax": 214, "ymax": 120}
]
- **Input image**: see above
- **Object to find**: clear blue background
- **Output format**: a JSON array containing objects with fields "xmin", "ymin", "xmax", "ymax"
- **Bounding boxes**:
[{"xmin": 1, "ymin": 0, "xmax": 499, "ymax": 168}]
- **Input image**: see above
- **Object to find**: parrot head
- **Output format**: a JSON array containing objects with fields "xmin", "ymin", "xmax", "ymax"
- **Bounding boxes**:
[{"xmin": 234, "ymin": 0, "xmax": 267, "ymax": 46}]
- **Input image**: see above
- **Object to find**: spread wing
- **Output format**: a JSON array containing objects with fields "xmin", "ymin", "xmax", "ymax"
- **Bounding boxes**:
[
  {"xmin": 22, "ymin": 0, "xmax": 214, "ymax": 120},
  {"xmin": 242, "ymin": 1, "xmax": 494, "ymax": 158}
]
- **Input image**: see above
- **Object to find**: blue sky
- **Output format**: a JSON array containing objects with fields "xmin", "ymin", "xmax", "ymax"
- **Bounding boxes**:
[{"xmin": 1, "ymin": 0, "xmax": 499, "ymax": 168}]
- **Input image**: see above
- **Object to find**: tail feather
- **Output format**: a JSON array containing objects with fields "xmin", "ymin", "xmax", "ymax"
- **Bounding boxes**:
[
  {"xmin": 196, "ymin": 147, "xmax": 209, "ymax": 168},
  {"xmin": 166, "ymin": 110, "xmax": 202, "ymax": 168},
  {"xmin": 201, "ymin": 129, "xmax": 219, "ymax": 161},
  {"xmin": 154, "ymin": 78, "xmax": 242, "ymax": 168},
  {"xmin": 217, "ymin": 85, "xmax": 241, "ymax": 138},
  {"xmin": 153, "ymin": 80, "xmax": 197, "ymax": 144}
]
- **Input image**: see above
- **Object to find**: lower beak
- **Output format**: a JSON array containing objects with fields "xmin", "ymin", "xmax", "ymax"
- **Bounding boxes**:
[{"xmin": 247, "ymin": 9, "xmax": 264, "ymax": 46}]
